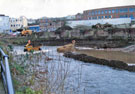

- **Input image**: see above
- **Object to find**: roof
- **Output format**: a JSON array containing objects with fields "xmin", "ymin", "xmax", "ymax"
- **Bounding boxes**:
[
  {"xmin": 84, "ymin": 5, "xmax": 135, "ymax": 12},
  {"xmin": 28, "ymin": 25, "xmax": 39, "ymax": 27},
  {"xmin": 0, "ymin": 14, "xmax": 5, "ymax": 16}
]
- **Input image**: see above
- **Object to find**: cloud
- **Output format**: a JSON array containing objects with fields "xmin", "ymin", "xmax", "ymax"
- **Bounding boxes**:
[{"xmin": 0, "ymin": 0, "xmax": 134, "ymax": 18}]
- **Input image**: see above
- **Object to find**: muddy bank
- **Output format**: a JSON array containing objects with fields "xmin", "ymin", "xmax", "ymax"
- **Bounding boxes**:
[
  {"xmin": 76, "ymin": 48, "xmax": 135, "ymax": 64},
  {"xmin": 64, "ymin": 52, "xmax": 135, "ymax": 72}
]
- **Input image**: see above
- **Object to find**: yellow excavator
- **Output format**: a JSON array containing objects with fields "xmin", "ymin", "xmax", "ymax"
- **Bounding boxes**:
[
  {"xmin": 21, "ymin": 30, "xmax": 32, "ymax": 36},
  {"xmin": 24, "ymin": 40, "xmax": 42, "ymax": 52}
]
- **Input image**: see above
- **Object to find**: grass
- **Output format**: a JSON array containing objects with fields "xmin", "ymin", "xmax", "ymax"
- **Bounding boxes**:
[{"xmin": 76, "ymin": 49, "xmax": 135, "ymax": 64}]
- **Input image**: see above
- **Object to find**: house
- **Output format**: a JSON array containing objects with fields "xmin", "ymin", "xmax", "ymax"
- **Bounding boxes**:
[
  {"xmin": 39, "ymin": 18, "xmax": 64, "ymax": 32},
  {"xmin": 10, "ymin": 16, "xmax": 28, "ymax": 31}
]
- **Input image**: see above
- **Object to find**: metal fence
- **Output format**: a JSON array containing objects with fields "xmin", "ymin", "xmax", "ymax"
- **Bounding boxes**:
[{"xmin": 0, "ymin": 48, "xmax": 14, "ymax": 94}]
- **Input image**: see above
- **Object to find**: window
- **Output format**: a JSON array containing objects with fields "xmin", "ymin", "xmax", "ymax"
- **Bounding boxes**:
[
  {"xmin": 101, "ymin": 10, "xmax": 104, "ymax": 14},
  {"xmin": 124, "ymin": 8, "xmax": 128, "ymax": 12},
  {"xmin": 89, "ymin": 12, "xmax": 91, "ymax": 16},
  {"xmin": 129, "ymin": 14, "xmax": 134, "ymax": 19},
  {"xmin": 119, "ymin": 14, "xmax": 128, "ymax": 18},
  {"xmin": 115, "ymin": 9, "xmax": 119, "ymax": 13},
  {"xmin": 129, "ymin": 8, "xmax": 135, "ymax": 12},
  {"xmin": 108, "ymin": 10, "xmax": 111, "ymax": 14},
  {"xmin": 88, "ymin": 17, "xmax": 91, "ymax": 20},
  {"xmin": 109, "ymin": 15, "xmax": 111, "ymax": 18},
  {"xmin": 92, "ymin": 11, "xmax": 95, "ymax": 15},
  {"xmin": 92, "ymin": 17, "xmax": 97, "ymax": 19},
  {"xmin": 105, "ymin": 16, "xmax": 108, "ymax": 18},
  {"xmin": 105, "ymin": 10, "xmax": 108, "ymax": 14},
  {"xmin": 95, "ymin": 11, "xmax": 97, "ymax": 15},
  {"xmin": 98, "ymin": 16, "xmax": 101, "ymax": 19},
  {"xmin": 112, "ymin": 9, "xmax": 115, "ymax": 13},
  {"xmin": 102, "ymin": 16, "xmax": 104, "ymax": 19},
  {"xmin": 98, "ymin": 11, "xmax": 100, "ymax": 14},
  {"xmin": 120, "ymin": 8, "xmax": 128, "ymax": 13}
]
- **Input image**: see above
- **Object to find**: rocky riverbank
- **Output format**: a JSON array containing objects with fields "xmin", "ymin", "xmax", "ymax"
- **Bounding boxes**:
[{"xmin": 64, "ymin": 52, "xmax": 135, "ymax": 72}]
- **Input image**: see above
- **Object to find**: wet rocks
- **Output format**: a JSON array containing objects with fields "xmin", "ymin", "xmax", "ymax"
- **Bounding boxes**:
[{"xmin": 64, "ymin": 52, "xmax": 135, "ymax": 72}]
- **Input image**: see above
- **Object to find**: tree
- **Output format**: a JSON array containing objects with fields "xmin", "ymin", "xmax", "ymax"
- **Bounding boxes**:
[{"xmin": 55, "ymin": 26, "xmax": 72, "ymax": 38}]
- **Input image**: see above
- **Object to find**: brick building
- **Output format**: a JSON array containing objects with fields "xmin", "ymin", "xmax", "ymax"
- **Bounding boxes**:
[
  {"xmin": 39, "ymin": 18, "xmax": 64, "ymax": 32},
  {"xmin": 79, "ymin": 5, "xmax": 135, "ymax": 20}
]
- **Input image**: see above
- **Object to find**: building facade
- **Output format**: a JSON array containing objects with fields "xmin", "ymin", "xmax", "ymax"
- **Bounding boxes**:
[
  {"xmin": 81, "ymin": 5, "xmax": 135, "ymax": 20},
  {"xmin": 10, "ymin": 16, "xmax": 28, "ymax": 31},
  {"xmin": 39, "ymin": 18, "xmax": 64, "ymax": 32},
  {"xmin": 0, "ymin": 14, "xmax": 10, "ymax": 33}
]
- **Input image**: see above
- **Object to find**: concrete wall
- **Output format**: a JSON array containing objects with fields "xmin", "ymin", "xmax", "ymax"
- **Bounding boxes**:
[{"xmin": 67, "ymin": 18, "xmax": 131, "ymax": 28}]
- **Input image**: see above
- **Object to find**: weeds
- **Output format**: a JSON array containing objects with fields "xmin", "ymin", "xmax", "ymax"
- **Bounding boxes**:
[{"xmin": 6, "ymin": 46, "xmax": 84, "ymax": 94}]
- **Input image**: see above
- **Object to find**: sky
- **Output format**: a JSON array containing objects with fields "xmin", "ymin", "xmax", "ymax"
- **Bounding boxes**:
[{"xmin": 0, "ymin": 0, "xmax": 135, "ymax": 19}]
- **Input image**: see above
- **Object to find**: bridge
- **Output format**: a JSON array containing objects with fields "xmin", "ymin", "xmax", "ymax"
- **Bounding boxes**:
[{"xmin": 0, "ymin": 48, "xmax": 15, "ymax": 94}]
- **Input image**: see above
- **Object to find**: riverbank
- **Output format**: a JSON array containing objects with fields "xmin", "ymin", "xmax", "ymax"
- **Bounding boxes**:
[
  {"xmin": 2, "ymin": 37, "xmax": 134, "ymax": 48},
  {"xmin": 75, "ymin": 47, "xmax": 135, "ymax": 64},
  {"xmin": 64, "ymin": 52, "xmax": 135, "ymax": 72}
]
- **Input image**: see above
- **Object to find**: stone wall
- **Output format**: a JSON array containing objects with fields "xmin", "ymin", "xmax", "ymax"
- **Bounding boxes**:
[{"xmin": 35, "ymin": 28, "xmax": 135, "ymax": 40}]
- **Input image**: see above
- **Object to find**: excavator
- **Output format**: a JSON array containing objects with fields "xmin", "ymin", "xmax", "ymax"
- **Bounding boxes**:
[
  {"xmin": 21, "ymin": 30, "xmax": 32, "ymax": 36},
  {"xmin": 20, "ymin": 28, "xmax": 42, "ymax": 52},
  {"xmin": 24, "ymin": 40, "xmax": 42, "ymax": 52},
  {"xmin": 57, "ymin": 40, "xmax": 76, "ymax": 53},
  {"xmin": 15, "ymin": 29, "xmax": 32, "ymax": 36}
]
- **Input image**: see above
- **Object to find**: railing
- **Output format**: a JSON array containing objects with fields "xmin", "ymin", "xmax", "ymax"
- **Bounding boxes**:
[{"xmin": 0, "ymin": 48, "xmax": 14, "ymax": 94}]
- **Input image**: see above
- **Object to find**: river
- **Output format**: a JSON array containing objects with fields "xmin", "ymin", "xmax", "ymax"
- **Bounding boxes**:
[{"xmin": 13, "ymin": 46, "xmax": 135, "ymax": 94}]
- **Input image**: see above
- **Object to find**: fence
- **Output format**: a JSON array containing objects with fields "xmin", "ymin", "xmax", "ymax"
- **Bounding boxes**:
[{"xmin": 0, "ymin": 48, "xmax": 14, "ymax": 94}]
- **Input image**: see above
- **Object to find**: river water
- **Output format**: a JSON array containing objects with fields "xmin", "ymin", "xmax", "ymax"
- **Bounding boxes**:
[{"xmin": 13, "ymin": 46, "xmax": 135, "ymax": 94}]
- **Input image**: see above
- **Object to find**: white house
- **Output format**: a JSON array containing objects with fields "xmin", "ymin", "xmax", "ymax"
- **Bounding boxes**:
[
  {"xmin": 0, "ymin": 14, "xmax": 10, "ymax": 33},
  {"xmin": 10, "ymin": 16, "xmax": 28, "ymax": 31}
]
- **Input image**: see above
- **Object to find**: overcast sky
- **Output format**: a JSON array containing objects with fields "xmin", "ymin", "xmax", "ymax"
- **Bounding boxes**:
[{"xmin": 0, "ymin": 0, "xmax": 135, "ymax": 19}]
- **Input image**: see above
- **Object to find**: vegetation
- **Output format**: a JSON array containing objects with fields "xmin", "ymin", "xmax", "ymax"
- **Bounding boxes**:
[{"xmin": 4, "ymin": 47, "xmax": 81, "ymax": 94}]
